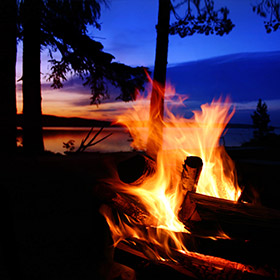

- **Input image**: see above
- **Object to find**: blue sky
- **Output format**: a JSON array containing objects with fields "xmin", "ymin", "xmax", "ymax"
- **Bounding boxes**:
[
  {"xmin": 94, "ymin": 0, "xmax": 280, "ymax": 66},
  {"xmin": 16, "ymin": 0, "xmax": 280, "ymax": 124}
]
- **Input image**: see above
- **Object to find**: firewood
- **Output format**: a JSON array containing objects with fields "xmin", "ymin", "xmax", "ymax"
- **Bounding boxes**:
[
  {"xmin": 117, "ymin": 153, "xmax": 156, "ymax": 184},
  {"xmin": 98, "ymin": 186, "xmax": 280, "ymax": 276},
  {"xmin": 95, "ymin": 183, "xmax": 154, "ymax": 226},
  {"xmin": 180, "ymin": 156, "xmax": 203, "ymax": 194},
  {"xmin": 102, "ymin": 262, "xmax": 136, "ymax": 280},
  {"xmin": 111, "ymin": 192, "xmax": 153, "ymax": 225},
  {"xmin": 117, "ymin": 239, "xmax": 275, "ymax": 280},
  {"xmin": 179, "ymin": 191, "xmax": 280, "ymax": 241}
]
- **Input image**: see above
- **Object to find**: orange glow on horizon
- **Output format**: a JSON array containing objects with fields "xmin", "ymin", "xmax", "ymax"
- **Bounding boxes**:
[{"xmin": 16, "ymin": 87, "xmax": 126, "ymax": 122}]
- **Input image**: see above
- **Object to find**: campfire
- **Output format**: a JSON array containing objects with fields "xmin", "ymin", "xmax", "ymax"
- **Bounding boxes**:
[{"xmin": 98, "ymin": 80, "xmax": 280, "ymax": 279}]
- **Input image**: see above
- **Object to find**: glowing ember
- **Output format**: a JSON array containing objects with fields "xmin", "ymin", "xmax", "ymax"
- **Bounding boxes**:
[{"xmin": 100, "ymin": 78, "xmax": 241, "ymax": 260}]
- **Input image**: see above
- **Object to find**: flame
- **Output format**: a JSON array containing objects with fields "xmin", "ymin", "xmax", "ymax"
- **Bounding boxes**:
[{"xmin": 101, "ymin": 78, "xmax": 241, "ymax": 260}]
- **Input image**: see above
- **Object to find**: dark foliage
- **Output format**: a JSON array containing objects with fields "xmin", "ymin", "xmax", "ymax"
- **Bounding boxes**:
[
  {"xmin": 242, "ymin": 132, "xmax": 280, "ymax": 147},
  {"xmin": 251, "ymin": 99, "xmax": 274, "ymax": 139},
  {"xmin": 243, "ymin": 99, "xmax": 276, "ymax": 147},
  {"xmin": 252, "ymin": 0, "xmax": 280, "ymax": 33},
  {"xmin": 169, "ymin": 0, "xmax": 234, "ymax": 37},
  {"xmin": 18, "ymin": 0, "xmax": 148, "ymax": 104},
  {"xmin": 63, "ymin": 139, "xmax": 75, "ymax": 152}
]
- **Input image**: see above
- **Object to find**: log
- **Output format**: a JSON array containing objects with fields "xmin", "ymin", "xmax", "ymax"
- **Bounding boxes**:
[
  {"xmin": 180, "ymin": 156, "xmax": 203, "ymax": 194},
  {"xmin": 111, "ymin": 192, "xmax": 153, "ymax": 225},
  {"xmin": 117, "ymin": 153, "xmax": 156, "ymax": 184},
  {"xmin": 117, "ymin": 238, "xmax": 276, "ymax": 280},
  {"xmin": 98, "ymin": 185, "xmax": 280, "ymax": 273},
  {"xmin": 179, "ymin": 191, "xmax": 280, "ymax": 242},
  {"xmin": 99, "ymin": 183, "xmax": 280, "ymax": 269},
  {"xmin": 95, "ymin": 183, "xmax": 155, "ymax": 226},
  {"xmin": 100, "ymin": 261, "xmax": 136, "ymax": 280}
]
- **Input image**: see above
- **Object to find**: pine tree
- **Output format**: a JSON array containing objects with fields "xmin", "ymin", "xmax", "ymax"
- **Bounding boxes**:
[{"xmin": 251, "ymin": 99, "xmax": 272, "ymax": 139}]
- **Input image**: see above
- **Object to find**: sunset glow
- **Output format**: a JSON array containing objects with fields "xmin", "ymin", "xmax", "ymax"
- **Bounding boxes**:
[{"xmin": 16, "ymin": 86, "xmax": 129, "ymax": 121}]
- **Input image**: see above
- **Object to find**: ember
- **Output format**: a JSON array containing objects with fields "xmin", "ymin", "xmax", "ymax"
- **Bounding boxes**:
[{"xmin": 99, "ymin": 79, "xmax": 280, "ymax": 278}]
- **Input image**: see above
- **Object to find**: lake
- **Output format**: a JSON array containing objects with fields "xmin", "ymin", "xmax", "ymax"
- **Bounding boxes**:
[{"xmin": 16, "ymin": 127, "xmax": 280, "ymax": 154}]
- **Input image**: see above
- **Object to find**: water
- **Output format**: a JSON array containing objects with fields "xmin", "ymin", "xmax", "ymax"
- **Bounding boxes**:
[
  {"xmin": 16, "ymin": 127, "xmax": 280, "ymax": 154},
  {"xmin": 17, "ymin": 127, "xmax": 133, "ymax": 154}
]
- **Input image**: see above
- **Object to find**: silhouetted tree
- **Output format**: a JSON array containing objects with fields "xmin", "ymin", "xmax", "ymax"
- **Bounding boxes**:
[
  {"xmin": 18, "ymin": 0, "xmax": 147, "ymax": 154},
  {"xmin": 252, "ymin": 0, "xmax": 280, "ymax": 33},
  {"xmin": 46, "ymin": 33, "xmax": 147, "ymax": 105},
  {"xmin": 147, "ymin": 0, "xmax": 234, "ymax": 158},
  {"xmin": 251, "ymin": 99, "xmax": 273, "ymax": 139},
  {"xmin": 0, "ymin": 3, "xmax": 22, "ymax": 279},
  {"xmin": 147, "ymin": 0, "xmax": 171, "ymax": 157},
  {"xmin": 0, "ymin": 0, "xmax": 17, "ymax": 154},
  {"xmin": 22, "ymin": 0, "xmax": 44, "ymax": 153}
]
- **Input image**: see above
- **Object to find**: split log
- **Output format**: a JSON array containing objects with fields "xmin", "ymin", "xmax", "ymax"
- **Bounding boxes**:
[
  {"xmin": 179, "ymin": 191, "xmax": 280, "ymax": 242},
  {"xmin": 100, "ymin": 261, "xmax": 136, "ymax": 280},
  {"xmin": 117, "ymin": 153, "xmax": 156, "ymax": 184},
  {"xmin": 180, "ymin": 156, "xmax": 203, "ymax": 194},
  {"xmin": 117, "ymin": 238, "xmax": 276, "ymax": 280},
  {"xmin": 111, "ymin": 192, "xmax": 153, "ymax": 225},
  {"xmin": 98, "ymin": 185, "xmax": 280, "ymax": 273},
  {"xmin": 95, "ymin": 183, "xmax": 155, "ymax": 226},
  {"xmin": 99, "ymin": 183, "xmax": 280, "ymax": 269}
]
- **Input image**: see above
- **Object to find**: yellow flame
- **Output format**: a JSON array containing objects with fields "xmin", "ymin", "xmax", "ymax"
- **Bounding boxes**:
[{"xmin": 101, "ymin": 79, "xmax": 241, "ymax": 259}]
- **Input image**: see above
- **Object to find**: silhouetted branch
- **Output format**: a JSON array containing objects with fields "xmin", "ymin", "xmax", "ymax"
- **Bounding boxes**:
[
  {"xmin": 76, "ymin": 126, "xmax": 113, "ymax": 153},
  {"xmin": 252, "ymin": 0, "xmax": 280, "ymax": 33},
  {"xmin": 169, "ymin": 0, "xmax": 235, "ymax": 37},
  {"xmin": 46, "ymin": 34, "xmax": 149, "ymax": 105}
]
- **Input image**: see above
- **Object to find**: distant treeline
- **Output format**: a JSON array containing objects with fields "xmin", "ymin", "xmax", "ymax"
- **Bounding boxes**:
[
  {"xmin": 16, "ymin": 114, "xmax": 253, "ymax": 129},
  {"xmin": 16, "ymin": 114, "xmax": 112, "ymax": 128}
]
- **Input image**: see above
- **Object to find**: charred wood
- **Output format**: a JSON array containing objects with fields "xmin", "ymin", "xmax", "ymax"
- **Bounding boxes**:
[
  {"xmin": 179, "ymin": 191, "xmax": 280, "ymax": 242},
  {"xmin": 111, "ymin": 192, "xmax": 153, "ymax": 225},
  {"xmin": 117, "ymin": 239, "xmax": 276, "ymax": 280},
  {"xmin": 117, "ymin": 153, "xmax": 156, "ymax": 184},
  {"xmin": 96, "ymin": 183, "xmax": 154, "ymax": 226},
  {"xmin": 98, "ymin": 185, "xmax": 280, "ymax": 275},
  {"xmin": 180, "ymin": 156, "xmax": 203, "ymax": 194}
]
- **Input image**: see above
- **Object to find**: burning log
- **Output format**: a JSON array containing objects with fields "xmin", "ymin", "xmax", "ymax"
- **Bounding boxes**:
[
  {"xmin": 117, "ymin": 153, "xmax": 156, "ymax": 184},
  {"xmin": 112, "ymin": 192, "xmax": 153, "ymax": 225},
  {"xmin": 96, "ymin": 183, "xmax": 154, "ymax": 226},
  {"xmin": 180, "ymin": 156, "xmax": 203, "ymax": 194},
  {"xmin": 99, "ymin": 152, "xmax": 280, "ymax": 278},
  {"xmin": 100, "ymin": 261, "xmax": 136, "ymax": 280},
  {"xmin": 179, "ymin": 191, "xmax": 280, "ymax": 242},
  {"xmin": 117, "ymin": 239, "xmax": 276, "ymax": 280}
]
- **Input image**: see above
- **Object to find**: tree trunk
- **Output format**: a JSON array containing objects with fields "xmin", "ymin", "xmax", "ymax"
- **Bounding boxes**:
[
  {"xmin": 0, "ymin": 0, "xmax": 17, "ymax": 154},
  {"xmin": 147, "ymin": 0, "xmax": 171, "ymax": 159},
  {"xmin": 22, "ymin": 0, "xmax": 44, "ymax": 154},
  {"xmin": 0, "ymin": 3, "xmax": 21, "ymax": 278}
]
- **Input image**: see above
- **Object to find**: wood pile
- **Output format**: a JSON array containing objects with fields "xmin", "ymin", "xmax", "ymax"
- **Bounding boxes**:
[{"xmin": 97, "ymin": 153, "xmax": 280, "ymax": 279}]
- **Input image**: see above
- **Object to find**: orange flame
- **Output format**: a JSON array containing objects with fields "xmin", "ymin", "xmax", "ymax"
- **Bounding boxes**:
[{"xmin": 101, "ymin": 79, "xmax": 241, "ymax": 259}]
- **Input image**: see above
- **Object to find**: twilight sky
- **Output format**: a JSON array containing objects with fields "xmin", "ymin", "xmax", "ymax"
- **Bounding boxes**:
[
  {"xmin": 95, "ymin": 0, "xmax": 280, "ymax": 66},
  {"xmin": 16, "ymin": 0, "xmax": 280, "ymax": 124}
]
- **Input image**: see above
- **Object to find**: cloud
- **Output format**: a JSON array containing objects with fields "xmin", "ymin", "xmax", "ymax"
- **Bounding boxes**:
[{"xmin": 232, "ymin": 99, "xmax": 280, "ymax": 111}]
